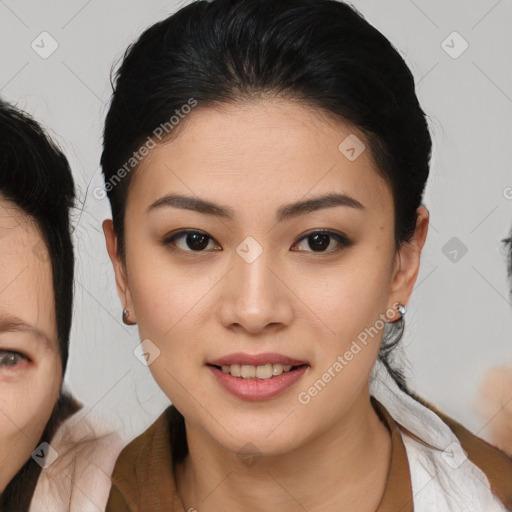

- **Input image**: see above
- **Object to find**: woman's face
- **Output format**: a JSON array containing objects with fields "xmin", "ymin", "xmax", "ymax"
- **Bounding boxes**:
[
  {"xmin": 105, "ymin": 98, "xmax": 427, "ymax": 456},
  {"xmin": 0, "ymin": 199, "xmax": 62, "ymax": 492}
]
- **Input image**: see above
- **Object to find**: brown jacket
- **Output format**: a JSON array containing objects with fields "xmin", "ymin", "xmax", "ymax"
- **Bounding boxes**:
[{"xmin": 106, "ymin": 398, "xmax": 512, "ymax": 511}]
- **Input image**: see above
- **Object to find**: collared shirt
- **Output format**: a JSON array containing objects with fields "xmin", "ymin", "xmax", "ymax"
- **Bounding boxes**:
[{"xmin": 105, "ymin": 401, "xmax": 512, "ymax": 511}]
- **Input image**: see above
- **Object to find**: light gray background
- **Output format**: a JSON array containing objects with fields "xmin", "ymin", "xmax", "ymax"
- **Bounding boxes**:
[{"xmin": 1, "ymin": 0, "xmax": 511, "ymax": 441}]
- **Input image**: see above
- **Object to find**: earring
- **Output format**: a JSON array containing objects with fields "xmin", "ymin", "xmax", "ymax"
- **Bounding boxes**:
[
  {"xmin": 122, "ymin": 308, "xmax": 136, "ymax": 325},
  {"xmin": 389, "ymin": 303, "xmax": 406, "ymax": 323}
]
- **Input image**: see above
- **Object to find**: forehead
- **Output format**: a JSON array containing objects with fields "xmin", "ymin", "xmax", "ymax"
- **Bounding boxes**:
[
  {"xmin": 0, "ymin": 199, "xmax": 57, "ymax": 346},
  {"xmin": 129, "ymin": 98, "xmax": 393, "ymax": 217}
]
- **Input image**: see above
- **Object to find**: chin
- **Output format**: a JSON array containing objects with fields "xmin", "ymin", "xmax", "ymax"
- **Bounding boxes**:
[{"xmin": 208, "ymin": 421, "xmax": 306, "ymax": 458}]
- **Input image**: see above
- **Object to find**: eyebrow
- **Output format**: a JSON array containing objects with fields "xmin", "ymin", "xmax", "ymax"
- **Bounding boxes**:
[
  {"xmin": 146, "ymin": 192, "xmax": 365, "ymax": 222},
  {"xmin": 0, "ymin": 314, "xmax": 53, "ymax": 349}
]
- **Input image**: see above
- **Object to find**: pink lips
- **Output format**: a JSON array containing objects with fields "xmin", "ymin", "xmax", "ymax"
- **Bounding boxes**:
[{"xmin": 206, "ymin": 352, "xmax": 309, "ymax": 401}]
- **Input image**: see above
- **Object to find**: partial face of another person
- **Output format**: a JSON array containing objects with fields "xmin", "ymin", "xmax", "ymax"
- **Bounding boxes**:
[
  {"xmin": 0, "ymin": 199, "xmax": 62, "ymax": 492},
  {"xmin": 105, "ymin": 98, "xmax": 427, "ymax": 457}
]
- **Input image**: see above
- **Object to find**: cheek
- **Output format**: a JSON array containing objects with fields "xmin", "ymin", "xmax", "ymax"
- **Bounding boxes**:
[
  {"xmin": 293, "ymin": 247, "xmax": 394, "ymax": 405},
  {"xmin": 127, "ymin": 255, "xmax": 211, "ymax": 391},
  {"xmin": 302, "ymin": 247, "xmax": 395, "ymax": 339},
  {"xmin": 128, "ymin": 247, "xmax": 216, "ymax": 343},
  {"xmin": 0, "ymin": 358, "xmax": 62, "ymax": 447}
]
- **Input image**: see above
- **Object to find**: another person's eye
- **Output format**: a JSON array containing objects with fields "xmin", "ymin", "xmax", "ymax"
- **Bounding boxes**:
[
  {"xmin": 162, "ymin": 229, "xmax": 221, "ymax": 253},
  {"xmin": 0, "ymin": 350, "xmax": 28, "ymax": 368},
  {"xmin": 291, "ymin": 229, "xmax": 352, "ymax": 254}
]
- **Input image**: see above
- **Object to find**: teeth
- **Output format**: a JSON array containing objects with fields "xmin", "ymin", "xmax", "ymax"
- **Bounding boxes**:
[
  {"xmin": 256, "ymin": 364, "xmax": 272, "ymax": 379},
  {"xmin": 220, "ymin": 363, "xmax": 296, "ymax": 379},
  {"xmin": 272, "ymin": 363, "xmax": 283, "ymax": 375},
  {"xmin": 241, "ymin": 365, "xmax": 256, "ymax": 378}
]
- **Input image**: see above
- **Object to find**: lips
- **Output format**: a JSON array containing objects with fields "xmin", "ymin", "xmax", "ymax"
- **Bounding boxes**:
[
  {"xmin": 206, "ymin": 352, "xmax": 309, "ymax": 400},
  {"xmin": 207, "ymin": 364, "xmax": 309, "ymax": 400},
  {"xmin": 207, "ymin": 352, "xmax": 308, "ymax": 367}
]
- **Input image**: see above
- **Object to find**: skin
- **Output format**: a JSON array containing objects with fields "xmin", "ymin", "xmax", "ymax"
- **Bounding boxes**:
[
  {"xmin": 478, "ymin": 365, "xmax": 512, "ymax": 456},
  {"xmin": 0, "ymin": 199, "xmax": 62, "ymax": 493},
  {"xmin": 104, "ymin": 98, "xmax": 429, "ymax": 511}
]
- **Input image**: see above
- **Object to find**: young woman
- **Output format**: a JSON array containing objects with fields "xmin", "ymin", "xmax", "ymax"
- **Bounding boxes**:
[
  {"xmin": 100, "ymin": 1, "xmax": 512, "ymax": 510},
  {"xmin": 0, "ymin": 99, "xmax": 120, "ymax": 511}
]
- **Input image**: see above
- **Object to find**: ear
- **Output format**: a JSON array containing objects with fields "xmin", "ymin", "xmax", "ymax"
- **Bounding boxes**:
[
  {"xmin": 388, "ymin": 206, "xmax": 429, "ymax": 317},
  {"xmin": 102, "ymin": 219, "xmax": 137, "ymax": 323}
]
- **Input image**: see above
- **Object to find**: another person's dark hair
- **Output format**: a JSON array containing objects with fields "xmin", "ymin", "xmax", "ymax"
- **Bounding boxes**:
[
  {"xmin": 0, "ymin": 100, "xmax": 75, "ymax": 374},
  {"xmin": 504, "ymin": 230, "xmax": 512, "ymax": 279},
  {"xmin": 0, "ymin": 99, "xmax": 81, "ymax": 511},
  {"xmin": 503, "ymin": 230, "xmax": 512, "ymax": 301},
  {"xmin": 101, "ymin": 0, "xmax": 432, "ymax": 444}
]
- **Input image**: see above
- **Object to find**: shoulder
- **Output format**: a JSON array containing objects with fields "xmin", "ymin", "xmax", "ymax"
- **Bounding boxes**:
[
  {"xmin": 369, "ymin": 360, "xmax": 512, "ymax": 510},
  {"xmin": 106, "ymin": 406, "xmax": 181, "ymax": 512},
  {"xmin": 426, "ymin": 397, "xmax": 512, "ymax": 510},
  {"xmin": 110, "ymin": 406, "xmax": 173, "ymax": 484},
  {"xmin": 30, "ymin": 408, "xmax": 125, "ymax": 512},
  {"xmin": 404, "ymin": 394, "xmax": 512, "ymax": 511},
  {"xmin": 477, "ymin": 364, "xmax": 512, "ymax": 454}
]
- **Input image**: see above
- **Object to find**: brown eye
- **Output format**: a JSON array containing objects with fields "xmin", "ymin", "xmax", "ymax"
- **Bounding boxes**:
[
  {"xmin": 292, "ymin": 230, "xmax": 352, "ymax": 253},
  {"xmin": 162, "ymin": 229, "xmax": 220, "ymax": 253}
]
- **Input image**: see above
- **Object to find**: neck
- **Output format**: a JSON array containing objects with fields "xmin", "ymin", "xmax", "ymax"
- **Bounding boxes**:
[{"xmin": 175, "ymin": 389, "xmax": 391, "ymax": 512}]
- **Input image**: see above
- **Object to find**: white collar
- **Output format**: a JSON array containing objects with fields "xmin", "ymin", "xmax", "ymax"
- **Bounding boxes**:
[{"xmin": 369, "ymin": 358, "xmax": 508, "ymax": 511}]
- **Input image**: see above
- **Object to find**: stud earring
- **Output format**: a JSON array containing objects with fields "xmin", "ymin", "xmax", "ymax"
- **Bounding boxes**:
[
  {"xmin": 122, "ymin": 308, "xmax": 136, "ymax": 325},
  {"xmin": 389, "ymin": 303, "xmax": 406, "ymax": 323}
]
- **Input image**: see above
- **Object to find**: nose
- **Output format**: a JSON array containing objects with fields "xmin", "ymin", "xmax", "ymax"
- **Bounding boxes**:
[{"xmin": 217, "ymin": 249, "xmax": 294, "ymax": 334}]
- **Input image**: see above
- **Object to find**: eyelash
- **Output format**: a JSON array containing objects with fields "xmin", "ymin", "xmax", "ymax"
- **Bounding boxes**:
[
  {"xmin": 161, "ymin": 228, "xmax": 352, "ymax": 255},
  {"xmin": 0, "ymin": 350, "xmax": 28, "ymax": 369}
]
